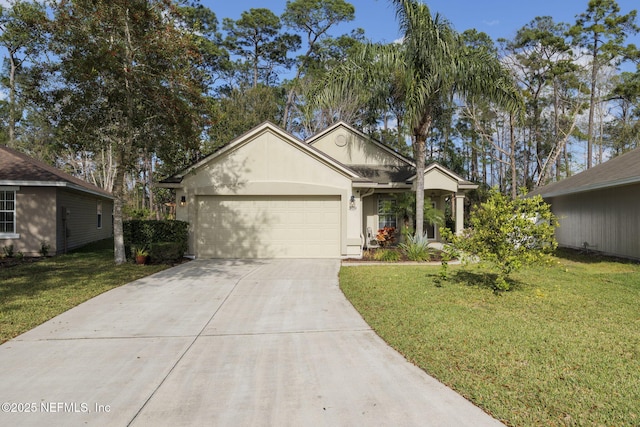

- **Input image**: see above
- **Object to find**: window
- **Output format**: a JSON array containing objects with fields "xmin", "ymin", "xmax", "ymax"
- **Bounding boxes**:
[
  {"xmin": 0, "ymin": 189, "xmax": 17, "ymax": 235},
  {"xmin": 97, "ymin": 200, "xmax": 102, "ymax": 229},
  {"xmin": 377, "ymin": 197, "xmax": 397, "ymax": 229}
]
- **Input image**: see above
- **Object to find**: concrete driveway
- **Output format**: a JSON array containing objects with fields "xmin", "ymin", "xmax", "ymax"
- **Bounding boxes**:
[{"xmin": 0, "ymin": 259, "xmax": 504, "ymax": 426}]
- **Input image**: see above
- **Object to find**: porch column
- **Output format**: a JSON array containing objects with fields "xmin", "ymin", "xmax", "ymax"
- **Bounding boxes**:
[{"xmin": 455, "ymin": 193, "xmax": 465, "ymax": 235}]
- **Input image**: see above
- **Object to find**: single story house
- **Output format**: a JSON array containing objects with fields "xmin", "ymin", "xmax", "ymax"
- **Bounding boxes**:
[
  {"xmin": 159, "ymin": 121, "xmax": 477, "ymax": 259},
  {"xmin": 529, "ymin": 147, "xmax": 640, "ymax": 260},
  {"xmin": 0, "ymin": 146, "xmax": 114, "ymax": 256}
]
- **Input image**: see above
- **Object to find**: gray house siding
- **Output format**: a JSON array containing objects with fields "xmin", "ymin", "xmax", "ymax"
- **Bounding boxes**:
[
  {"xmin": 56, "ymin": 189, "xmax": 113, "ymax": 254},
  {"xmin": 550, "ymin": 183, "xmax": 640, "ymax": 260}
]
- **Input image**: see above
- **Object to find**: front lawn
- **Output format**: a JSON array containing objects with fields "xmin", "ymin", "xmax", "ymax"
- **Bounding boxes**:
[
  {"xmin": 340, "ymin": 250, "xmax": 640, "ymax": 427},
  {"xmin": 0, "ymin": 239, "xmax": 169, "ymax": 343}
]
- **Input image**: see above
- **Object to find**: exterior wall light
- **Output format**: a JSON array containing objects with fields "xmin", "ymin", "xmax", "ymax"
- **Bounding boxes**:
[
  {"xmin": 349, "ymin": 195, "xmax": 356, "ymax": 210},
  {"xmin": 180, "ymin": 195, "xmax": 187, "ymax": 207}
]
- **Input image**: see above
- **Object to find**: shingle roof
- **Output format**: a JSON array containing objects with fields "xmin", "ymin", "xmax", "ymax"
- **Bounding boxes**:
[
  {"xmin": 0, "ymin": 146, "xmax": 113, "ymax": 198},
  {"xmin": 530, "ymin": 147, "xmax": 640, "ymax": 198},
  {"xmin": 348, "ymin": 164, "xmax": 415, "ymax": 184}
]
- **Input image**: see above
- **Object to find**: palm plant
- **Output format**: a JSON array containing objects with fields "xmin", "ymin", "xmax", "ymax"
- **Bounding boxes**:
[{"xmin": 313, "ymin": 0, "xmax": 523, "ymax": 237}]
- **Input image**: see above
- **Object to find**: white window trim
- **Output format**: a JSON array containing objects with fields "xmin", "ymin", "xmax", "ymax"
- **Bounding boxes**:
[
  {"xmin": 0, "ymin": 187, "xmax": 18, "ymax": 238},
  {"xmin": 377, "ymin": 196, "xmax": 397, "ymax": 230}
]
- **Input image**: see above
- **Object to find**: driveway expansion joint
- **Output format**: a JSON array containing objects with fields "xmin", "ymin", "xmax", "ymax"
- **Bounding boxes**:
[{"xmin": 199, "ymin": 328, "xmax": 374, "ymax": 337}]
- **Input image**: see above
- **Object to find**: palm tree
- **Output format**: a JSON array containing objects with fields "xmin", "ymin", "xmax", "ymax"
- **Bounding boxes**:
[{"xmin": 314, "ymin": 0, "xmax": 523, "ymax": 237}]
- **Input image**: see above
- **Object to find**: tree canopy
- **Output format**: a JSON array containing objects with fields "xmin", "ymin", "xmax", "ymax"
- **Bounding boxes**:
[{"xmin": 1, "ymin": 0, "xmax": 640, "ymax": 262}]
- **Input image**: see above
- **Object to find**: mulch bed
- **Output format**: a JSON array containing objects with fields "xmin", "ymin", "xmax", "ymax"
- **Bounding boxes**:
[{"xmin": 345, "ymin": 247, "xmax": 449, "ymax": 263}]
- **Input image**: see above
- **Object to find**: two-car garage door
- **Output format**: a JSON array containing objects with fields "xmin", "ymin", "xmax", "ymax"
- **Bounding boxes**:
[{"xmin": 196, "ymin": 195, "xmax": 341, "ymax": 258}]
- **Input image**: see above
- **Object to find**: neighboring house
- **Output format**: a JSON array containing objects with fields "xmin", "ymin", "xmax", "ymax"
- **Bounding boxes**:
[
  {"xmin": 0, "ymin": 146, "xmax": 114, "ymax": 256},
  {"xmin": 529, "ymin": 147, "xmax": 640, "ymax": 260},
  {"xmin": 159, "ymin": 121, "xmax": 477, "ymax": 259}
]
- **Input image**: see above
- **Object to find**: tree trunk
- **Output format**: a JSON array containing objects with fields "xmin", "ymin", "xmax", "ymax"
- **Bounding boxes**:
[
  {"xmin": 510, "ymin": 114, "xmax": 517, "ymax": 200},
  {"xmin": 113, "ymin": 148, "xmax": 127, "ymax": 264},
  {"xmin": 586, "ymin": 45, "xmax": 599, "ymax": 169},
  {"xmin": 282, "ymin": 79, "xmax": 298, "ymax": 130},
  {"xmin": 414, "ymin": 135, "xmax": 425, "ymax": 237},
  {"xmin": 8, "ymin": 52, "xmax": 17, "ymax": 147},
  {"xmin": 471, "ymin": 135, "xmax": 479, "ymax": 181},
  {"xmin": 553, "ymin": 78, "xmax": 561, "ymax": 181},
  {"xmin": 112, "ymin": 6, "xmax": 135, "ymax": 264},
  {"xmin": 413, "ymin": 116, "xmax": 431, "ymax": 237}
]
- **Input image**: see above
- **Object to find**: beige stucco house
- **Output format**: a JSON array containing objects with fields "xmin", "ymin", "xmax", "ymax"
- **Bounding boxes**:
[
  {"xmin": 159, "ymin": 121, "xmax": 477, "ymax": 259},
  {"xmin": 529, "ymin": 147, "xmax": 640, "ymax": 261},
  {"xmin": 0, "ymin": 146, "xmax": 114, "ymax": 256}
]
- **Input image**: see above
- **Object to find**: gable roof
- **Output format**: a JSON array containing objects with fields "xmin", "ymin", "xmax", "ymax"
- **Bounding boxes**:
[
  {"xmin": 159, "ymin": 121, "xmax": 363, "ymax": 185},
  {"xmin": 159, "ymin": 120, "xmax": 479, "ymax": 191},
  {"xmin": 0, "ymin": 146, "xmax": 113, "ymax": 199},
  {"xmin": 530, "ymin": 147, "xmax": 640, "ymax": 198},
  {"xmin": 406, "ymin": 162, "xmax": 478, "ymax": 189},
  {"xmin": 306, "ymin": 121, "xmax": 415, "ymax": 166}
]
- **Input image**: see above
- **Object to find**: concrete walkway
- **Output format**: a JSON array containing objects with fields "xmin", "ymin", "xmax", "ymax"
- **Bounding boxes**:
[{"xmin": 0, "ymin": 259, "xmax": 504, "ymax": 426}]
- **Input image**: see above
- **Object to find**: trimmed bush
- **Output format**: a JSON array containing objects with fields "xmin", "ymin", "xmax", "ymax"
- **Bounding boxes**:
[
  {"xmin": 123, "ymin": 220, "xmax": 188, "ymax": 247},
  {"xmin": 148, "ymin": 241, "xmax": 186, "ymax": 263},
  {"xmin": 123, "ymin": 220, "xmax": 188, "ymax": 263}
]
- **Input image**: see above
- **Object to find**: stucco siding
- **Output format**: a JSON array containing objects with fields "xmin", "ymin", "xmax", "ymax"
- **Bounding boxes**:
[
  {"xmin": 424, "ymin": 168, "xmax": 459, "ymax": 193},
  {"xmin": 56, "ymin": 189, "xmax": 113, "ymax": 253},
  {"xmin": 177, "ymin": 128, "xmax": 358, "ymax": 258},
  {"xmin": 0, "ymin": 187, "xmax": 56, "ymax": 256},
  {"xmin": 551, "ymin": 184, "xmax": 640, "ymax": 260},
  {"xmin": 310, "ymin": 127, "xmax": 407, "ymax": 167},
  {"xmin": 182, "ymin": 130, "xmax": 352, "ymax": 194}
]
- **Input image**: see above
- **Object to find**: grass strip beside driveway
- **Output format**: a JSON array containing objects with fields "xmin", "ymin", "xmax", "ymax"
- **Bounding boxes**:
[
  {"xmin": 340, "ymin": 251, "xmax": 640, "ymax": 427},
  {"xmin": 0, "ymin": 239, "xmax": 169, "ymax": 344}
]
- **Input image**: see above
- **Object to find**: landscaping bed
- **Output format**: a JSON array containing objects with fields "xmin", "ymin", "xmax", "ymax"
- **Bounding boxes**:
[{"xmin": 345, "ymin": 246, "xmax": 450, "ymax": 263}]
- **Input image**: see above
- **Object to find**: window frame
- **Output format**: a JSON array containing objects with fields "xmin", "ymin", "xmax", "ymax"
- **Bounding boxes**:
[
  {"xmin": 97, "ymin": 200, "xmax": 103, "ymax": 229},
  {"xmin": 377, "ymin": 197, "xmax": 397, "ymax": 230},
  {"xmin": 0, "ymin": 187, "xmax": 19, "ymax": 238}
]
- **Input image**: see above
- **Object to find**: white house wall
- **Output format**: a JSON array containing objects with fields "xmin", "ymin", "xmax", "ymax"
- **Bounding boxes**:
[
  {"xmin": 310, "ymin": 126, "xmax": 408, "ymax": 167},
  {"xmin": 550, "ymin": 184, "xmax": 640, "ymax": 260},
  {"xmin": 423, "ymin": 168, "xmax": 459, "ymax": 193}
]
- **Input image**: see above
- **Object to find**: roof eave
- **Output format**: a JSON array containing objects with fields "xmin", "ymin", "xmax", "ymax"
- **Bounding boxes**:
[
  {"xmin": 352, "ymin": 182, "xmax": 413, "ymax": 189},
  {"xmin": 539, "ymin": 176, "xmax": 640, "ymax": 198},
  {"xmin": 0, "ymin": 180, "xmax": 114, "ymax": 199}
]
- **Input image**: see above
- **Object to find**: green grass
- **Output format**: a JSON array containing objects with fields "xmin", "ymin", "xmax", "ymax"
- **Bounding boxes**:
[
  {"xmin": 340, "ymin": 250, "xmax": 640, "ymax": 427},
  {"xmin": 0, "ymin": 239, "xmax": 169, "ymax": 343}
]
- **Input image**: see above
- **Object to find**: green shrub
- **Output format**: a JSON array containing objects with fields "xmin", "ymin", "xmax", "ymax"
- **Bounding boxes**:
[
  {"xmin": 148, "ymin": 242, "xmax": 186, "ymax": 263},
  {"xmin": 2, "ymin": 245, "xmax": 14, "ymax": 258},
  {"xmin": 124, "ymin": 220, "xmax": 188, "ymax": 247},
  {"xmin": 373, "ymin": 249, "xmax": 401, "ymax": 262},
  {"xmin": 123, "ymin": 220, "xmax": 188, "ymax": 263},
  {"xmin": 40, "ymin": 240, "xmax": 50, "ymax": 257},
  {"xmin": 442, "ymin": 188, "xmax": 557, "ymax": 291},
  {"xmin": 399, "ymin": 233, "xmax": 431, "ymax": 262}
]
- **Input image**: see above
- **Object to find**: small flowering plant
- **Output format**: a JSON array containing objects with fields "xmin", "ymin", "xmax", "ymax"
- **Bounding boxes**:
[{"xmin": 376, "ymin": 227, "xmax": 396, "ymax": 247}]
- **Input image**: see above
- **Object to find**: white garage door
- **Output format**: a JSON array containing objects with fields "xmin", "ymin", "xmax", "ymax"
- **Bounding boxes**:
[{"xmin": 196, "ymin": 195, "xmax": 341, "ymax": 258}]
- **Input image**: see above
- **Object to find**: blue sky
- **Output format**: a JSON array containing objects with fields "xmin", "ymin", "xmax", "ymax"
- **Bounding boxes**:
[{"xmin": 202, "ymin": 0, "xmax": 640, "ymax": 47}]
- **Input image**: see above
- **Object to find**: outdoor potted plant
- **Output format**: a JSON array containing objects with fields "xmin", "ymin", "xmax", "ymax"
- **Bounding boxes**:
[{"xmin": 134, "ymin": 246, "xmax": 149, "ymax": 265}]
